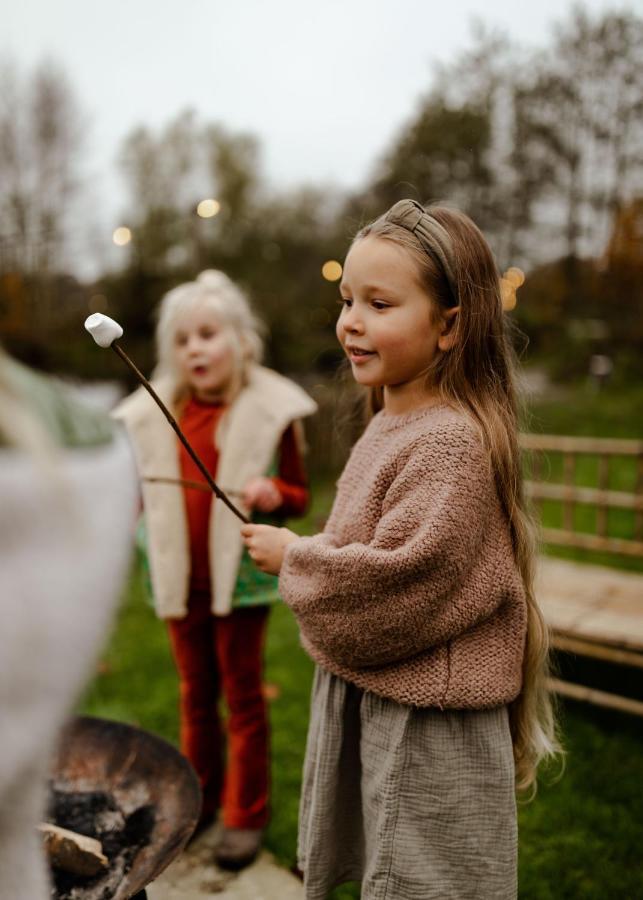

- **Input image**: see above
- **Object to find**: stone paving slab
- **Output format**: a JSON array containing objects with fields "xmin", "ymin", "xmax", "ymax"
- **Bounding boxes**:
[{"xmin": 146, "ymin": 823, "xmax": 304, "ymax": 900}]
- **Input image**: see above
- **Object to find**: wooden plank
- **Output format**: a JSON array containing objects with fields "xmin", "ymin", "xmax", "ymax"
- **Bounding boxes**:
[
  {"xmin": 538, "ymin": 559, "xmax": 643, "ymax": 717},
  {"xmin": 543, "ymin": 605, "xmax": 643, "ymax": 652},
  {"xmin": 530, "ymin": 451, "xmax": 543, "ymax": 518},
  {"xmin": 563, "ymin": 453, "xmax": 575, "ymax": 531},
  {"xmin": 520, "ymin": 434, "xmax": 643, "ymax": 455},
  {"xmin": 574, "ymin": 606, "xmax": 643, "ymax": 649},
  {"xmin": 538, "ymin": 592, "xmax": 604, "ymax": 633},
  {"xmin": 539, "ymin": 528, "xmax": 643, "ymax": 557},
  {"xmin": 548, "ymin": 678, "xmax": 643, "ymax": 717},
  {"xmin": 536, "ymin": 557, "xmax": 643, "ymax": 651},
  {"xmin": 636, "ymin": 453, "xmax": 643, "ymax": 540},
  {"xmin": 597, "ymin": 455, "xmax": 610, "ymax": 537},
  {"xmin": 548, "ymin": 606, "xmax": 643, "ymax": 644},
  {"xmin": 525, "ymin": 481, "xmax": 642, "ymax": 511},
  {"xmin": 552, "ymin": 634, "xmax": 643, "ymax": 668}
]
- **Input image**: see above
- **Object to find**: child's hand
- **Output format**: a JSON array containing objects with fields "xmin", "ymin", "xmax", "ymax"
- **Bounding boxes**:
[
  {"xmin": 242, "ymin": 477, "xmax": 283, "ymax": 513},
  {"xmin": 241, "ymin": 524, "xmax": 298, "ymax": 575}
]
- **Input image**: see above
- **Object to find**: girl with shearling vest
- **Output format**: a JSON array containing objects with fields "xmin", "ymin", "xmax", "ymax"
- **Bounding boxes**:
[
  {"xmin": 242, "ymin": 202, "xmax": 560, "ymax": 899},
  {"xmin": 114, "ymin": 270, "xmax": 316, "ymax": 870}
]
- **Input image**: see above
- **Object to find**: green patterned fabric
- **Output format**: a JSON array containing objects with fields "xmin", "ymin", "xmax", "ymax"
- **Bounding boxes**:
[
  {"xmin": 135, "ymin": 510, "xmax": 283, "ymax": 611},
  {"xmin": 0, "ymin": 353, "xmax": 115, "ymax": 449},
  {"xmin": 231, "ymin": 454, "xmax": 283, "ymax": 608},
  {"xmin": 137, "ymin": 455, "xmax": 287, "ymax": 611},
  {"xmin": 232, "ymin": 511, "xmax": 282, "ymax": 608}
]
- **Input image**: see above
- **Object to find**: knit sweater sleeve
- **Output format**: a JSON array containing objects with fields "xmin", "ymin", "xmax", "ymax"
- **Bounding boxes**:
[{"xmin": 278, "ymin": 426, "xmax": 505, "ymax": 668}]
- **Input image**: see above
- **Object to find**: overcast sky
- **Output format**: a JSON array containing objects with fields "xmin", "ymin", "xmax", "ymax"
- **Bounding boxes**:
[{"xmin": 2, "ymin": 0, "xmax": 634, "ymax": 273}]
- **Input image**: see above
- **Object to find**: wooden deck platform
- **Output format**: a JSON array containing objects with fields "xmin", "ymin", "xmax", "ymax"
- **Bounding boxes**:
[{"xmin": 536, "ymin": 556, "xmax": 643, "ymax": 715}]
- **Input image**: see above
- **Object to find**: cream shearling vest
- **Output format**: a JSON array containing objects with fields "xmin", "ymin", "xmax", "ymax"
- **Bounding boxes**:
[{"xmin": 114, "ymin": 365, "xmax": 317, "ymax": 617}]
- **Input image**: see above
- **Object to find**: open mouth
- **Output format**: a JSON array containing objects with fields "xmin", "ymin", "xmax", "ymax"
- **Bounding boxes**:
[
  {"xmin": 191, "ymin": 365, "xmax": 208, "ymax": 376},
  {"xmin": 347, "ymin": 347, "xmax": 376, "ymax": 362}
]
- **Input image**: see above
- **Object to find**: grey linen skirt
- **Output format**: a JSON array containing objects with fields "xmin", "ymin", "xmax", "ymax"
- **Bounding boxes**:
[{"xmin": 298, "ymin": 667, "xmax": 517, "ymax": 900}]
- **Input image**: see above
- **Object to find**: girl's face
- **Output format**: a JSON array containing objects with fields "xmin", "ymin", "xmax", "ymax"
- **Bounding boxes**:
[
  {"xmin": 337, "ymin": 236, "xmax": 450, "ymax": 412},
  {"xmin": 173, "ymin": 304, "xmax": 236, "ymax": 401}
]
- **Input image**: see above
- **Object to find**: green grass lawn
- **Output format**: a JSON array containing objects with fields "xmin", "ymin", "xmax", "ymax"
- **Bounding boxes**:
[
  {"xmin": 80, "ymin": 382, "xmax": 643, "ymax": 897},
  {"xmin": 527, "ymin": 382, "xmax": 643, "ymax": 440}
]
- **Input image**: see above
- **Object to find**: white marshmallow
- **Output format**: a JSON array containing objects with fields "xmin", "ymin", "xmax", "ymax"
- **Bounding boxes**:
[{"xmin": 84, "ymin": 313, "xmax": 123, "ymax": 347}]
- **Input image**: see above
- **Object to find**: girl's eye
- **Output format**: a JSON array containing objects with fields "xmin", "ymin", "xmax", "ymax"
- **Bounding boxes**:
[
  {"xmin": 200, "ymin": 328, "xmax": 216, "ymax": 339},
  {"xmin": 338, "ymin": 297, "xmax": 352, "ymax": 308},
  {"xmin": 372, "ymin": 300, "xmax": 389, "ymax": 310},
  {"xmin": 175, "ymin": 334, "xmax": 188, "ymax": 346}
]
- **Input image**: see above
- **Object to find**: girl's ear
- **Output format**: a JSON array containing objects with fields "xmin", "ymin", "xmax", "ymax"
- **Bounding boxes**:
[{"xmin": 437, "ymin": 306, "xmax": 459, "ymax": 352}]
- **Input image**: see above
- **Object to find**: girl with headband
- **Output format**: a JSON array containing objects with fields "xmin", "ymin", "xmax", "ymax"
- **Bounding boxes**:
[{"xmin": 242, "ymin": 200, "xmax": 559, "ymax": 899}]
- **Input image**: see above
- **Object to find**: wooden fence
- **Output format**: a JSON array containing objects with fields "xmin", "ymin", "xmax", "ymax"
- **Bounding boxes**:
[
  {"xmin": 521, "ymin": 433, "xmax": 643, "ymax": 715},
  {"xmin": 307, "ymin": 396, "xmax": 643, "ymax": 560},
  {"xmin": 520, "ymin": 433, "xmax": 643, "ymax": 558}
]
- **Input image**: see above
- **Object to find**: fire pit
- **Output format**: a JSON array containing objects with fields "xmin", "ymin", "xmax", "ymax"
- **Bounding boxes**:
[{"xmin": 46, "ymin": 716, "xmax": 201, "ymax": 900}]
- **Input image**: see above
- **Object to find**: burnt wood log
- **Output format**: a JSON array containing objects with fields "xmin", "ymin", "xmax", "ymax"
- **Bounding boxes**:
[{"xmin": 38, "ymin": 822, "xmax": 108, "ymax": 877}]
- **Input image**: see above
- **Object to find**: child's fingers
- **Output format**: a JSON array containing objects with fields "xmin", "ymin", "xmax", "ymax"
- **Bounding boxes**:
[
  {"xmin": 241, "ymin": 524, "xmax": 274, "ymax": 559},
  {"xmin": 240, "ymin": 524, "xmax": 285, "ymax": 574},
  {"xmin": 240, "ymin": 523, "xmax": 259, "ymax": 541},
  {"xmin": 245, "ymin": 538, "xmax": 269, "ymax": 569},
  {"xmin": 244, "ymin": 536, "xmax": 263, "ymax": 563}
]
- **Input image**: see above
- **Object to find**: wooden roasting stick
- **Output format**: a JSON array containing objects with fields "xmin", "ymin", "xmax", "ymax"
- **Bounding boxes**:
[
  {"xmin": 38, "ymin": 822, "xmax": 108, "ymax": 876},
  {"xmin": 143, "ymin": 476, "xmax": 244, "ymax": 497},
  {"xmin": 84, "ymin": 313, "xmax": 249, "ymax": 525}
]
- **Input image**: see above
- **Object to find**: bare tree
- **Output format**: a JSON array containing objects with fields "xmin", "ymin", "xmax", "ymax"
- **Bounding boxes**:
[
  {"xmin": 516, "ymin": 8, "xmax": 643, "ymax": 260},
  {"xmin": 118, "ymin": 113, "xmax": 263, "ymax": 273},
  {"xmin": 0, "ymin": 59, "xmax": 84, "ymax": 277}
]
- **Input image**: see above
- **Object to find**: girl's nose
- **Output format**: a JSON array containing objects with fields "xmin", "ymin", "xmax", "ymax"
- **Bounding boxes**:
[{"xmin": 341, "ymin": 307, "xmax": 364, "ymax": 334}]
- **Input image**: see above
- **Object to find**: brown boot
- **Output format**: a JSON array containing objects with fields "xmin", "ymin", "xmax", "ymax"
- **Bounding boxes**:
[{"xmin": 214, "ymin": 827, "xmax": 263, "ymax": 871}]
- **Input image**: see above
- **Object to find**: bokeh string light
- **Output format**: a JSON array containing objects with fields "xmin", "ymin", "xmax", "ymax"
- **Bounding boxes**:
[
  {"xmin": 112, "ymin": 226, "xmax": 132, "ymax": 247},
  {"xmin": 196, "ymin": 198, "xmax": 221, "ymax": 218},
  {"xmin": 321, "ymin": 260, "xmax": 342, "ymax": 282},
  {"xmin": 500, "ymin": 267, "xmax": 525, "ymax": 311}
]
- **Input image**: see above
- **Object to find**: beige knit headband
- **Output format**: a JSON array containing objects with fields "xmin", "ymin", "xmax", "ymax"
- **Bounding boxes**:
[{"xmin": 384, "ymin": 199, "xmax": 459, "ymax": 306}]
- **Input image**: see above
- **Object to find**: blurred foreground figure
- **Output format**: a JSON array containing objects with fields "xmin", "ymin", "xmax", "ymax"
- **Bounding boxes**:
[{"xmin": 0, "ymin": 351, "xmax": 137, "ymax": 900}]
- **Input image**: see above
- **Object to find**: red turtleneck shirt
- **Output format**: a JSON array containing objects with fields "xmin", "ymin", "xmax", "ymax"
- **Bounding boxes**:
[{"xmin": 179, "ymin": 394, "xmax": 308, "ymax": 589}]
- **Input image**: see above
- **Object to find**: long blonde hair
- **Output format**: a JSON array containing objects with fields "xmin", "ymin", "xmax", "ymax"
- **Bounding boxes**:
[{"xmin": 356, "ymin": 204, "xmax": 560, "ymax": 792}]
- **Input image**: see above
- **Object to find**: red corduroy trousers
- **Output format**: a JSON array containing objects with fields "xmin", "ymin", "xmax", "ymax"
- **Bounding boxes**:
[{"xmin": 167, "ymin": 591, "xmax": 270, "ymax": 830}]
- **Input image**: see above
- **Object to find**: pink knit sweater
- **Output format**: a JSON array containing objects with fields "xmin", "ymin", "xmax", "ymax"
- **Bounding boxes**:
[{"xmin": 279, "ymin": 404, "xmax": 527, "ymax": 709}]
